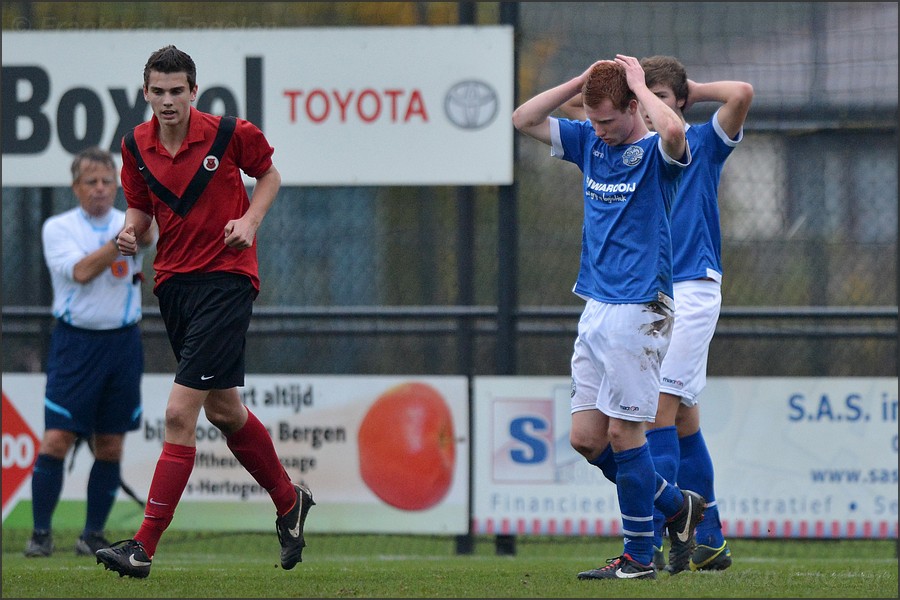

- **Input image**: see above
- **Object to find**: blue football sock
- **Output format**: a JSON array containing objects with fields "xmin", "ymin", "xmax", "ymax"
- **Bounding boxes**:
[
  {"xmin": 678, "ymin": 429, "xmax": 724, "ymax": 547},
  {"xmin": 647, "ymin": 426, "xmax": 679, "ymax": 549},
  {"xmin": 30, "ymin": 454, "xmax": 64, "ymax": 532},
  {"xmin": 588, "ymin": 443, "xmax": 618, "ymax": 484},
  {"xmin": 85, "ymin": 459, "xmax": 120, "ymax": 534},
  {"xmin": 613, "ymin": 444, "xmax": 655, "ymax": 565}
]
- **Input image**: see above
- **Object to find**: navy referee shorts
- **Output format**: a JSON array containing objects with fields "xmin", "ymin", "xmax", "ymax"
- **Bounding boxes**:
[{"xmin": 44, "ymin": 320, "xmax": 143, "ymax": 435}]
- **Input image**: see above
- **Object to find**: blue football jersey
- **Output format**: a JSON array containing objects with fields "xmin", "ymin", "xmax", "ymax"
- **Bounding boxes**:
[
  {"xmin": 551, "ymin": 117, "xmax": 689, "ymax": 304},
  {"xmin": 672, "ymin": 110, "xmax": 741, "ymax": 283}
]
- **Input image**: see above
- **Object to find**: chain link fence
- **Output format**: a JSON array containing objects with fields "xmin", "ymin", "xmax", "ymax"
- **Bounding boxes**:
[{"xmin": 2, "ymin": 2, "xmax": 897, "ymax": 377}]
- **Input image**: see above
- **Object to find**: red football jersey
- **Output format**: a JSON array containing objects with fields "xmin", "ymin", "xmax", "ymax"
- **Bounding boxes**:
[{"xmin": 121, "ymin": 107, "xmax": 274, "ymax": 291}]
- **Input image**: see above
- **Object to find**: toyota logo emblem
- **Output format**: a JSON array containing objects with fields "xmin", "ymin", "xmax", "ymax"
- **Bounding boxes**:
[{"xmin": 444, "ymin": 80, "xmax": 499, "ymax": 130}]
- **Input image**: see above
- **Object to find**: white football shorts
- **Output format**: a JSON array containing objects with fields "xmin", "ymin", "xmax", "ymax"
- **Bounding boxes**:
[
  {"xmin": 659, "ymin": 279, "xmax": 722, "ymax": 405},
  {"xmin": 570, "ymin": 297, "xmax": 674, "ymax": 422}
]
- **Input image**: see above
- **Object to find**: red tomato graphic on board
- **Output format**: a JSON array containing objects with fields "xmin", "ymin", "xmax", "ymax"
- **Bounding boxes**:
[{"xmin": 357, "ymin": 382, "xmax": 456, "ymax": 511}]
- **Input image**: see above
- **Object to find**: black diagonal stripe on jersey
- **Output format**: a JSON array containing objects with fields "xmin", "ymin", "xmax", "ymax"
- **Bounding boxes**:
[{"xmin": 123, "ymin": 116, "xmax": 237, "ymax": 218}]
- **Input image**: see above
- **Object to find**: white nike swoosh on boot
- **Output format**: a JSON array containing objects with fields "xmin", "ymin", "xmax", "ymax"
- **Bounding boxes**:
[
  {"xmin": 129, "ymin": 554, "xmax": 152, "ymax": 567},
  {"xmin": 615, "ymin": 569, "xmax": 647, "ymax": 578},
  {"xmin": 675, "ymin": 498, "xmax": 694, "ymax": 542}
]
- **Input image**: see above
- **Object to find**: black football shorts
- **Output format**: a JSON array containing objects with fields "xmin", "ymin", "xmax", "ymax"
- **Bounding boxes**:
[{"xmin": 156, "ymin": 272, "xmax": 254, "ymax": 390}]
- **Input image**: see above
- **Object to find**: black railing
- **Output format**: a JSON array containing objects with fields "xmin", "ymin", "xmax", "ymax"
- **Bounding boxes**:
[{"xmin": 3, "ymin": 304, "xmax": 897, "ymax": 339}]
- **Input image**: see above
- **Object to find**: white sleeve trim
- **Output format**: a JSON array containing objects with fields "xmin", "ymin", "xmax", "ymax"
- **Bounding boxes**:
[
  {"xmin": 712, "ymin": 108, "xmax": 743, "ymax": 148},
  {"xmin": 549, "ymin": 117, "xmax": 566, "ymax": 159},
  {"xmin": 656, "ymin": 132, "xmax": 692, "ymax": 167}
]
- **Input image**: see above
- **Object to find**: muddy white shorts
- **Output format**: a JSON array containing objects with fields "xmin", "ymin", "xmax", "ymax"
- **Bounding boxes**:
[{"xmin": 570, "ymin": 296, "xmax": 674, "ymax": 422}]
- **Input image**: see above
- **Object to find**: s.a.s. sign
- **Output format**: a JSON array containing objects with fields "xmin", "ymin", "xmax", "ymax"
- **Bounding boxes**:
[{"xmin": 1, "ymin": 27, "xmax": 513, "ymax": 187}]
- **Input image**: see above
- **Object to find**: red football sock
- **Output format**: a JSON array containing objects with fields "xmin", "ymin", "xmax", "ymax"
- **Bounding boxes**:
[
  {"xmin": 135, "ymin": 442, "xmax": 196, "ymax": 558},
  {"xmin": 226, "ymin": 408, "xmax": 295, "ymax": 516}
]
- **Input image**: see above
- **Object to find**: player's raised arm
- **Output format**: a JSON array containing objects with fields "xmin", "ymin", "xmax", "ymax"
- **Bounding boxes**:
[
  {"xmin": 685, "ymin": 79, "xmax": 754, "ymax": 140},
  {"xmin": 559, "ymin": 93, "xmax": 587, "ymax": 121},
  {"xmin": 616, "ymin": 54, "xmax": 686, "ymax": 160},
  {"xmin": 512, "ymin": 61, "xmax": 602, "ymax": 144}
]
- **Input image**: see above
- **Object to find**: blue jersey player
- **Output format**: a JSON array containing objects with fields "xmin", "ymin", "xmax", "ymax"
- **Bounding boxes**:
[
  {"xmin": 513, "ymin": 55, "xmax": 704, "ymax": 581},
  {"xmin": 562, "ymin": 55, "xmax": 754, "ymax": 574},
  {"xmin": 641, "ymin": 55, "xmax": 753, "ymax": 574}
]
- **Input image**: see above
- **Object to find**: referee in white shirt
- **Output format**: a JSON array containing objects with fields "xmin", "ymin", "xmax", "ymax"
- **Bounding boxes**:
[{"xmin": 25, "ymin": 147, "xmax": 156, "ymax": 559}]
